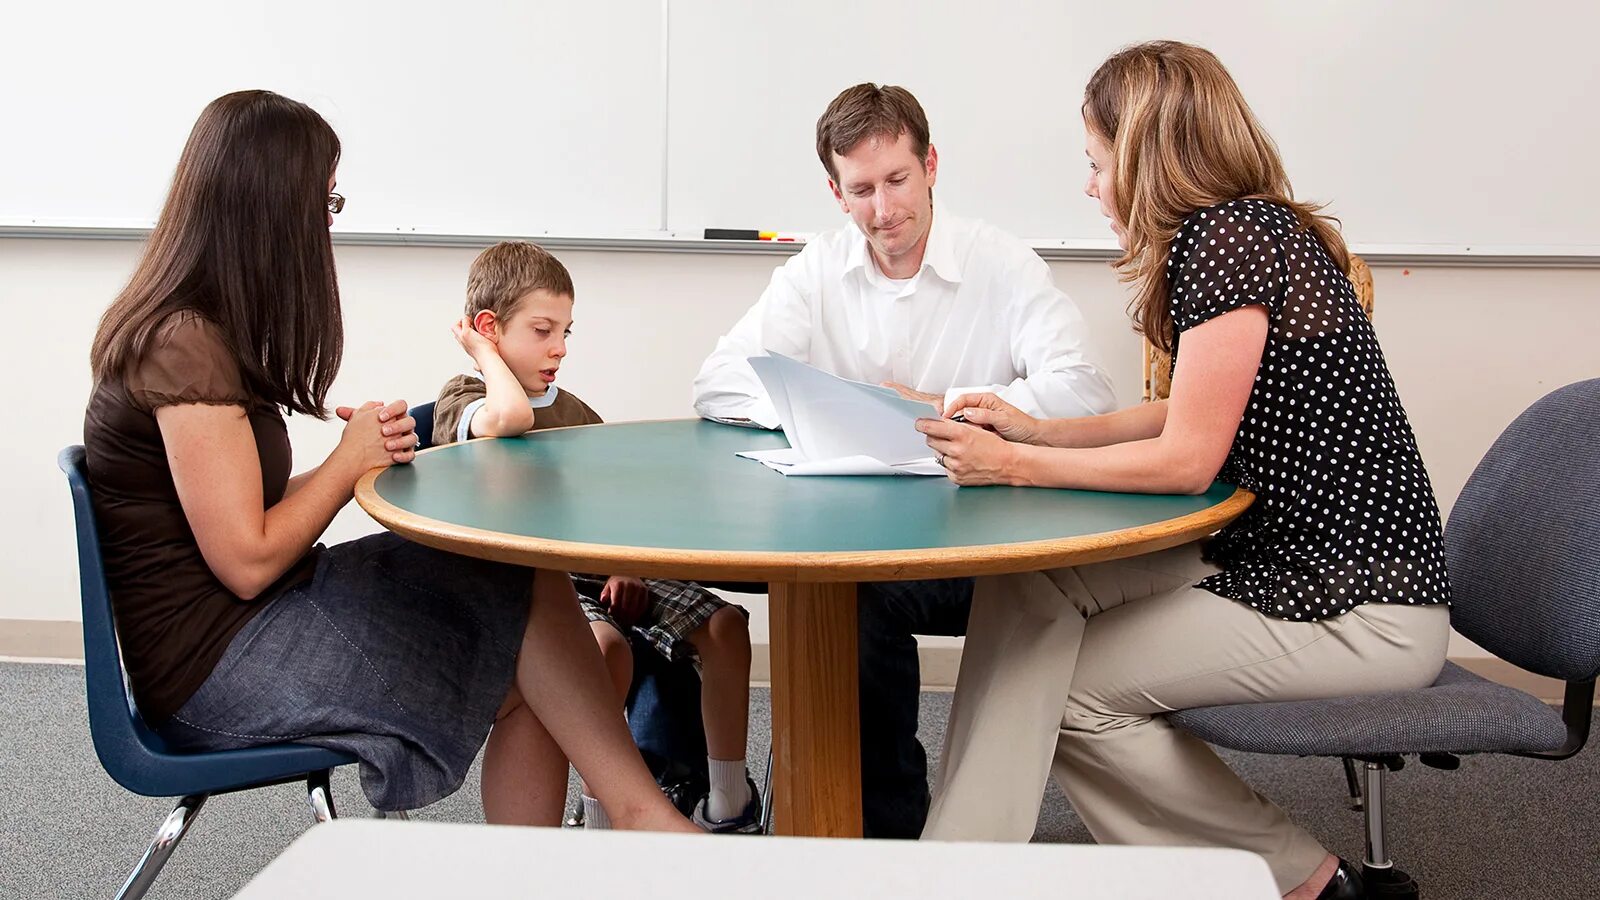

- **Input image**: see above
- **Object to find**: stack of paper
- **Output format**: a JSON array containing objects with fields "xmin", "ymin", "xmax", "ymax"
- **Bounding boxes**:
[{"xmin": 736, "ymin": 354, "xmax": 945, "ymax": 476}]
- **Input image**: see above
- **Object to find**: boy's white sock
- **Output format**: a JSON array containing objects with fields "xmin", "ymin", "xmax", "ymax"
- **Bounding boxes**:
[
  {"xmin": 582, "ymin": 794, "xmax": 611, "ymax": 830},
  {"xmin": 707, "ymin": 757, "xmax": 751, "ymax": 821}
]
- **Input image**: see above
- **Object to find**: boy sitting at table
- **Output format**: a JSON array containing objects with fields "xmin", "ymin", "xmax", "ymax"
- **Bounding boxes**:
[{"xmin": 432, "ymin": 241, "xmax": 761, "ymax": 834}]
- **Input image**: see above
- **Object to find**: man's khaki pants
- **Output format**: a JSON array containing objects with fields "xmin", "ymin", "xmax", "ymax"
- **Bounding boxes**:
[{"xmin": 921, "ymin": 543, "xmax": 1449, "ymax": 893}]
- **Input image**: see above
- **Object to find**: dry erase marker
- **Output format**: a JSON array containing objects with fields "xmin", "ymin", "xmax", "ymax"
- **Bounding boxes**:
[{"xmin": 702, "ymin": 228, "xmax": 806, "ymax": 241}]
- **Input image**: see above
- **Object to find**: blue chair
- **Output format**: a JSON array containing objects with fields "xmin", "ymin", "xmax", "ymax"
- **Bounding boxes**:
[
  {"xmin": 58, "ymin": 446, "xmax": 357, "ymax": 900},
  {"xmin": 1168, "ymin": 378, "xmax": 1599, "ymax": 899},
  {"xmin": 409, "ymin": 400, "xmax": 437, "ymax": 451}
]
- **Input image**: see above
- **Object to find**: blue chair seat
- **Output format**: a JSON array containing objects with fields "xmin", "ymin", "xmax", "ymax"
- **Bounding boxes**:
[
  {"xmin": 99, "ymin": 716, "xmax": 355, "ymax": 799},
  {"xmin": 1169, "ymin": 661, "xmax": 1569, "ymax": 758}
]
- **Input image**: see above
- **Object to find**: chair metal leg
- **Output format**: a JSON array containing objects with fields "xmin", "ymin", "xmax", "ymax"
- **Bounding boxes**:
[
  {"xmin": 115, "ymin": 793, "xmax": 206, "ymax": 900},
  {"xmin": 1362, "ymin": 761, "xmax": 1390, "ymax": 868},
  {"xmin": 759, "ymin": 747, "xmax": 774, "ymax": 835},
  {"xmin": 307, "ymin": 769, "xmax": 338, "ymax": 823},
  {"xmin": 1361, "ymin": 761, "xmax": 1420, "ymax": 899},
  {"xmin": 1342, "ymin": 757, "xmax": 1364, "ymax": 811}
]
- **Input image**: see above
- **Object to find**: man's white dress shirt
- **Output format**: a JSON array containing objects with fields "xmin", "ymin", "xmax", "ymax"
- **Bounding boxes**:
[{"xmin": 692, "ymin": 210, "xmax": 1116, "ymax": 428}]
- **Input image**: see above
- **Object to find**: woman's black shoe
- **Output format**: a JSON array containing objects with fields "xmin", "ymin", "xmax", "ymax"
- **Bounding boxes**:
[{"xmin": 1314, "ymin": 858, "xmax": 1366, "ymax": 900}]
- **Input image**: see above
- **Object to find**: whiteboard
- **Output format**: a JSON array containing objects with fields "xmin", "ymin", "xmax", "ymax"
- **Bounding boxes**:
[
  {"xmin": 5, "ymin": 1, "xmax": 1599, "ymax": 256},
  {"xmin": 0, "ymin": 0, "xmax": 665, "ymax": 236},
  {"xmin": 666, "ymin": 0, "xmax": 1600, "ymax": 254}
]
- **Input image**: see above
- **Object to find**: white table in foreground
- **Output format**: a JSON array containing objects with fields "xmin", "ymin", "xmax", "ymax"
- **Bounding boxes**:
[{"xmin": 234, "ymin": 819, "xmax": 1278, "ymax": 899}]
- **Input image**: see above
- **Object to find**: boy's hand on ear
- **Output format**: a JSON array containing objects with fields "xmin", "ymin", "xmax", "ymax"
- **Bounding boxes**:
[
  {"xmin": 451, "ymin": 315, "xmax": 499, "ymax": 363},
  {"xmin": 600, "ymin": 576, "xmax": 649, "ymax": 627}
]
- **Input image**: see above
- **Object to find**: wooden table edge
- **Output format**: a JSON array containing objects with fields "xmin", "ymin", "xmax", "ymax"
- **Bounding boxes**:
[{"xmin": 354, "ymin": 463, "xmax": 1254, "ymax": 582}]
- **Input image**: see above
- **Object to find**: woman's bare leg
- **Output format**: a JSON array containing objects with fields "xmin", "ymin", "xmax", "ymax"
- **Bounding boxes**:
[
  {"xmin": 516, "ymin": 568, "xmax": 695, "ymax": 832},
  {"xmin": 481, "ymin": 686, "xmax": 568, "ymax": 826}
]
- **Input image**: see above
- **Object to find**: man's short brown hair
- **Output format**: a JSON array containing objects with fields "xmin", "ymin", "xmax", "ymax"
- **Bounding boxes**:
[
  {"xmin": 815, "ymin": 83, "xmax": 931, "ymax": 182},
  {"xmin": 465, "ymin": 241, "xmax": 574, "ymax": 320}
]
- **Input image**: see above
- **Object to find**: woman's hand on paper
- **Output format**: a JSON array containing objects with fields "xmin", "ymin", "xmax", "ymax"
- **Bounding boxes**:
[
  {"xmin": 943, "ymin": 393, "xmax": 1042, "ymax": 444},
  {"xmin": 916, "ymin": 414, "xmax": 1023, "ymax": 487}
]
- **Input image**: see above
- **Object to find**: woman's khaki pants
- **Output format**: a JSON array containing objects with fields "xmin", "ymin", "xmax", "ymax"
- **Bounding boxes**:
[{"xmin": 921, "ymin": 543, "xmax": 1449, "ymax": 893}]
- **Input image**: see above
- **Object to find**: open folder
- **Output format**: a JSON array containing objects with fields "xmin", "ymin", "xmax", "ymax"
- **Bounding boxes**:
[{"xmin": 735, "ymin": 354, "xmax": 946, "ymax": 476}]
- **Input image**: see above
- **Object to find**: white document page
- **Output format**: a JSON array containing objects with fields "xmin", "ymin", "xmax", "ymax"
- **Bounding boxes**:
[{"xmin": 738, "ymin": 354, "xmax": 946, "ymax": 476}]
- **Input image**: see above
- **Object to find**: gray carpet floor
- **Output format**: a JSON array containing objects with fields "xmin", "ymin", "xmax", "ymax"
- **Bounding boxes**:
[{"xmin": 3, "ymin": 660, "xmax": 1596, "ymax": 899}]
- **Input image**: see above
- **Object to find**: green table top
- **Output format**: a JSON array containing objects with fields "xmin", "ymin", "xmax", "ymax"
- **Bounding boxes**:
[{"xmin": 356, "ymin": 419, "xmax": 1250, "ymax": 582}]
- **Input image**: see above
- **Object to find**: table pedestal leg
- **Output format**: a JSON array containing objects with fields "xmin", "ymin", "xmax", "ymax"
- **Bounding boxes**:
[{"xmin": 767, "ymin": 581, "xmax": 861, "ymax": 837}]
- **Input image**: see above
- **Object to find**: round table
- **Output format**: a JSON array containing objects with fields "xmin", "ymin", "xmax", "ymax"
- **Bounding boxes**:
[{"xmin": 355, "ymin": 419, "xmax": 1252, "ymax": 837}]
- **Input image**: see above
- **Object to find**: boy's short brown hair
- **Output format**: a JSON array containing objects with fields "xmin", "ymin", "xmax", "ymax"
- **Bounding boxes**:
[
  {"xmin": 465, "ymin": 241, "xmax": 574, "ymax": 320},
  {"xmin": 814, "ymin": 83, "xmax": 931, "ymax": 182}
]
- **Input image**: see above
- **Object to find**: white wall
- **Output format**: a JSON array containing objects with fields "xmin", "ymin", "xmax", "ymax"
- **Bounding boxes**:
[{"xmin": 4, "ymin": 237, "xmax": 1597, "ymax": 657}]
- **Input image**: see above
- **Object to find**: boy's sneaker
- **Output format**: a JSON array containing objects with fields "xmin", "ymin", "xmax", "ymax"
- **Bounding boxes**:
[
  {"xmin": 661, "ymin": 775, "xmax": 708, "ymax": 818},
  {"xmin": 562, "ymin": 806, "xmax": 584, "ymax": 828},
  {"xmin": 690, "ymin": 775, "xmax": 764, "ymax": 835}
]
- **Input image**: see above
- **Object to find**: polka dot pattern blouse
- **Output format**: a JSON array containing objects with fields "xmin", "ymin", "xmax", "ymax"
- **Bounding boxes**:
[{"xmin": 1168, "ymin": 199, "xmax": 1451, "ymax": 621}]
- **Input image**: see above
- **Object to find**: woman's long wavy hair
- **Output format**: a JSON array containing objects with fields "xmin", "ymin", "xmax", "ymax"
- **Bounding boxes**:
[
  {"xmin": 90, "ymin": 90, "xmax": 343, "ymax": 416},
  {"xmin": 1084, "ymin": 41, "xmax": 1348, "ymax": 353}
]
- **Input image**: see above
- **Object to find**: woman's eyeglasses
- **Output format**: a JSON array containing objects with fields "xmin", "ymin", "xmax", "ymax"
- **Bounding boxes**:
[{"xmin": 327, "ymin": 192, "xmax": 346, "ymax": 215}]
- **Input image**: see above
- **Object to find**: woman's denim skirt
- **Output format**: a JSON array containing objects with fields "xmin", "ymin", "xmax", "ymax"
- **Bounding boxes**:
[{"xmin": 159, "ymin": 533, "xmax": 533, "ymax": 811}]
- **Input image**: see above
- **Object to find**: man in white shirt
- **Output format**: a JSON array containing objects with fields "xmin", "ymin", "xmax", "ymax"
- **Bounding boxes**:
[
  {"xmin": 690, "ymin": 84, "xmax": 1115, "ymax": 838},
  {"xmin": 692, "ymin": 142, "xmax": 1113, "ymax": 427}
]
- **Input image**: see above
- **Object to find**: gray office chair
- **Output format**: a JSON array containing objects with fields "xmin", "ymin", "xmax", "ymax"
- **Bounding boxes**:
[{"xmin": 1169, "ymin": 378, "xmax": 1599, "ymax": 899}]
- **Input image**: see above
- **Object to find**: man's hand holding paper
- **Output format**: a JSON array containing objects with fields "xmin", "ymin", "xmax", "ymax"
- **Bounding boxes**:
[{"xmin": 735, "ymin": 354, "xmax": 947, "ymax": 476}]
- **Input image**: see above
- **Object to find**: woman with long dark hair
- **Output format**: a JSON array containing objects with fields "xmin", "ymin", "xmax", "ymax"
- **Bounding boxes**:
[
  {"xmin": 916, "ymin": 43, "xmax": 1450, "ymax": 899},
  {"xmin": 84, "ymin": 90, "xmax": 695, "ymax": 830}
]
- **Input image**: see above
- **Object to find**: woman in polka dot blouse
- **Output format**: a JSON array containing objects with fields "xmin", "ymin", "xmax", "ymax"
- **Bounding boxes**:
[{"xmin": 915, "ymin": 41, "xmax": 1450, "ymax": 900}]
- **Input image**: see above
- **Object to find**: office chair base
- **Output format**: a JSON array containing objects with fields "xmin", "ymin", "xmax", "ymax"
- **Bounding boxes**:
[
  {"xmin": 116, "ymin": 793, "xmax": 206, "ymax": 900},
  {"xmin": 1361, "ymin": 863, "xmax": 1420, "ymax": 899}
]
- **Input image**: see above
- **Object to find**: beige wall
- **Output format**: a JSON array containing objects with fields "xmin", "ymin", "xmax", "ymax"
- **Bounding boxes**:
[{"xmin": 3, "ymin": 237, "xmax": 1596, "ymax": 657}]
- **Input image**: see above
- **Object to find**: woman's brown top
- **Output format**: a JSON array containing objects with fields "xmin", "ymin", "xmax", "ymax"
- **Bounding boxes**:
[{"xmin": 83, "ymin": 311, "xmax": 317, "ymax": 723}]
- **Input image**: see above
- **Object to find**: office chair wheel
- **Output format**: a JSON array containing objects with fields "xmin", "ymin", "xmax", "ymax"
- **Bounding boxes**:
[{"xmin": 1361, "ymin": 864, "xmax": 1420, "ymax": 899}]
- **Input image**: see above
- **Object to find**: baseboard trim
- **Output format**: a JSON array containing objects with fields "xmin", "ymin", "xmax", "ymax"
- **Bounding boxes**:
[
  {"xmin": 1, "ymin": 618, "xmax": 1577, "ymax": 704},
  {"xmin": 0, "ymin": 619, "xmax": 84, "ymax": 660}
]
